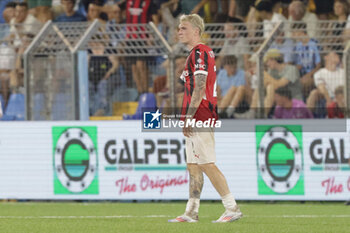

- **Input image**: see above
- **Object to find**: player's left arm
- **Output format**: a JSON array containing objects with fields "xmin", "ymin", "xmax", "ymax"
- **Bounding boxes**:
[{"xmin": 186, "ymin": 73, "xmax": 207, "ymax": 119}]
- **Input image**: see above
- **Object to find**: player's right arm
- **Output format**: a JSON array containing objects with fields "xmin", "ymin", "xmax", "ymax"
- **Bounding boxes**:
[{"xmin": 183, "ymin": 73, "xmax": 207, "ymax": 137}]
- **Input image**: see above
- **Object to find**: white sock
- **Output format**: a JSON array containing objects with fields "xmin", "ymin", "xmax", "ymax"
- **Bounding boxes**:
[
  {"xmin": 221, "ymin": 193, "xmax": 237, "ymax": 211},
  {"xmin": 185, "ymin": 198, "xmax": 200, "ymax": 215},
  {"xmin": 225, "ymin": 106, "xmax": 235, "ymax": 117}
]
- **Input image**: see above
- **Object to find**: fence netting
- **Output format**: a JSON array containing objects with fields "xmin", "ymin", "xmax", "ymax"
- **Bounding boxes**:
[
  {"xmin": 203, "ymin": 21, "xmax": 348, "ymax": 119},
  {"xmin": 26, "ymin": 22, "xmax": 92, "ymax": 120},
  {"xmin": 0, "ymin": 20, "xmax": 348, "ymax": 120},
  {"xmin": 76, "ymin": 22, "xmax": 170, "ymax": 117}
]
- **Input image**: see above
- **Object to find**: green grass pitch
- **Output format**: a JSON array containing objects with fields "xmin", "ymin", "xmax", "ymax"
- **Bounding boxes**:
[{"xmin": 0, "ymin": 202, "xmax": 349, "ymax": 233}]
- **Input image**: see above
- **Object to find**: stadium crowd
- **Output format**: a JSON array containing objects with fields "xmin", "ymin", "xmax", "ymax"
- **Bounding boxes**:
[{"xmin": 0, "ymin": 0, "xmax": 348, "ymax": 119}]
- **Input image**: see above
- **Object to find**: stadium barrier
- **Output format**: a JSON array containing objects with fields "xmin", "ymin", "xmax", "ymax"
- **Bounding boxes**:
[
  {"xmin": 0, "ymin": 20, "xmax": 347, "ymax": 120},
  {"xmin": 22, "ymin": 20, "xmax": 172, "ymax": 120},
  {"xmin": 0, "ymin": 121, "xmax": 348, "ymax": 201}
]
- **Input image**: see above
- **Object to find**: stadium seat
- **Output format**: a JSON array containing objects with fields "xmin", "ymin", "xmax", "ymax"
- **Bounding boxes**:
[
  {"xmin": 1, "ymin": 93, "xmax": 25, "ymax": 121},
  {"xmin": 123, "ymin": 93, "xmax": 157, "ymax": 120},
  {"xmin": 113, "ymin": 101, "xmax": 139, "ymax": 116}
]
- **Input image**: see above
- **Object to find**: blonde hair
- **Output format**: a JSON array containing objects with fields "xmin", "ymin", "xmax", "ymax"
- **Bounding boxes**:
[{"xmin": 179, "ymin": 14, "xmax": 205, "ymax": 37}]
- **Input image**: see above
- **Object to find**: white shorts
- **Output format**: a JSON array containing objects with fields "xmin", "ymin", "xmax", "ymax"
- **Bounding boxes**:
[{"xmin": 185, "ymin": 127, "xmax": 216, "ymax": 164}]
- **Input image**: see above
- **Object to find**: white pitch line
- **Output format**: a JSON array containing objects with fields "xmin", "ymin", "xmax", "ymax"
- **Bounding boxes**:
[
  {"xmin": 245, "ymin": 215, "xmax": 350, "ymax": 218},
  {"xmin": 0, "ymin": 215, "xmax": 172, "ymax": 219},
  {"xmin": 0, "ymin": 215, "xmax": 349, "ymax": 219},
  {"xmin": 282, "ymin": 215, "xmax": 350, "ymax": 218}
]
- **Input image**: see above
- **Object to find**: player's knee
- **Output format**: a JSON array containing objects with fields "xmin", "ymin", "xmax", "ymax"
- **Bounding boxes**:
[
  {"xmin": 187, "ymin": 163, "xmax": 200, "ymax": 173},
  {"xmin": 198, "ymin": 163, "xmax": 215, "ymax": 173}
]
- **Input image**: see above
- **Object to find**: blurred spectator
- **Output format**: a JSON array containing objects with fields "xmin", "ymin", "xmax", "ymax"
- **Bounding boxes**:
[
  {"xmin": 27, "ymin": 0, "xmax": 53, "ymax": 23},
  {"xmin": 288, "ymin": 0, "xmax": 318, "ymax": 38},
  {"xmin": 264, "ymin": 48, "xmax": 302, "ymax": 115},
  {"xmin": 327, "ymin": 85, "xmax": 345, "ymax": 118},
  {"xmin": 292, "ymin": 22, "xmax": 321, "ymax": 96},
  {"xmin": 307, "ymin": 52, "xmax": 344, "ymax": 114},
  {"xmin": 216, "ymin": 55, "xmax": 246, "ymax": 118},
  {"xmin": 9, "ymin": 33, "xmax": 35, "ymax": 93},
  {"xmin": 106, "ymin": 3, "xmax": 124, "ymax": 23},
  {"xmin": 0, "ymin": 0, "xmax": 22, "ymax": 24},
  {"xmin": 80, "ymin": 0, "xmax": 107, "ymax": 17},
  {"xmin": 2, "ymin": 2, "xmax": 16, "ymax": 23},
  {"xmin": 3, "ymin": 3, "xmax": 38, "ymax": 103},
  {"xmin": 274, "ymin": 86, "xmax": 313, "ymax": 118},
  {"xmin": 0, "ymin": 41, "xmax": 15, "ymax": 104},
  {"xmin": 120, "ymin": 0, "xmax": 159, "ymax": 94},
  {"xmin": 82, "ymin": 0, "xmax": 107, "ymax": 12},
  {"xmin": 271, "ymin": 0, "xmax": 282, "ymax": 13},
  {"xmin": 160, "ymin": 0, "xmax": 181, "ymax": 45},
  {"xmin": 87, "ymin": 2, "xmax": 107, "ymax": 22},
  {"xmin": 331, "ymin": 0, "xmax": 349, "ymax": 50},
  {"xmin": 105, "ymin": 3, "xmax": 125, "ymax": 50},
  {"xmin": 55, "ymin": 0, "xmax": 87, "ymax": 22},
  {"xmin": 216, "ymin": 18, "xmax": 249, "ymax": 70},
  {"xmin": 10, "ymin": 2, "xmax": 41, "ymax": 36},
  {"xmin": 270, "ymin": 32, "xmax": 294, "ymax": 64},
  {"xmin": 0, "ymin": 2, "xmax": 17, "ymax": 40},
  {"xmin": 334, "ymin": 0, "xmax": 349, "ymax": 28},
  {"xmin": 119, "ymin": 0, "xmax": 158, "ymax": 24},
  {"xmin": 255, "ymin": 0, "xmax": 286, "ymax": 38},
  {"xmin": 88, "ymin": 37, "xmax": 123, "ymax": 116},
  {"xmin": 232, "ymin": 53, "xmax": 261, "ymax": 119},
  {"xmin": 245, "ymin": 53, "xmax": 259, "ymax": 100}
]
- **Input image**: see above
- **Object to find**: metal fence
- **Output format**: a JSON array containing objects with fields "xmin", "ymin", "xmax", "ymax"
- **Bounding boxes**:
[
  {"xmin": 22, "ymin": 20, "xmax": 172, "ymax": 120},
  {"xmin": 75, "ymin": 22, "xmax": 172, "ymax": 117},
  {"xmin": 24, "ymin": 21, "xmax": 95, "ymax": 120},
  {"xmin": 0, "ymin": 20, "xmax": 348, "ymax": 120}
]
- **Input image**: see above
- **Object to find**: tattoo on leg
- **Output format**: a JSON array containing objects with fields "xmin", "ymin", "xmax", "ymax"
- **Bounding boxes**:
[{"xmin": 189, "ymin": 172, "xmax": 204, "ymax": 199}]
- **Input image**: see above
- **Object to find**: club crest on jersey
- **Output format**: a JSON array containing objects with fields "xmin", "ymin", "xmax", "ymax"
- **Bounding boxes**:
[{"xmin": 182, "ymin": 70, "xmax": 189, "ymax": 77}]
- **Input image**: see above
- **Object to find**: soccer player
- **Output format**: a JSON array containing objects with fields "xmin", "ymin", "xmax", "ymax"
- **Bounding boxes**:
[{"xmin": 168, "ymin": 14, "xmax": 242, "ymax": 223}]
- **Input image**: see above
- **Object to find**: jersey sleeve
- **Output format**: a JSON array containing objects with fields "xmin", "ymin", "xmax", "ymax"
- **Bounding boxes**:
[{"xmin": 193, "ymin": 47, "xmax": 209, "ymax": 76}]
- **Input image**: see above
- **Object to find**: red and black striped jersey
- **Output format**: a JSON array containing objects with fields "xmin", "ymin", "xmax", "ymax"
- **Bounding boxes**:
[
  {"xmin": 180, "ymin": 43, "xmax": 218, "ymax": 121},
  {"xmin": 126, "ymin": 0, "xmax": 156, "ymax": 24},
  {"xmin": 125, "ymin": 0, "xmax": 157, "ymax": 39}
]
